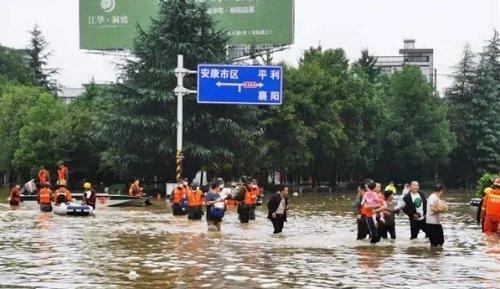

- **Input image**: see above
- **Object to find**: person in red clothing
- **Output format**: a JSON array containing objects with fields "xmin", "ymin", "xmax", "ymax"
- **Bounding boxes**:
[
  {"xmin": 53, "ymin": 180, "xmax": 73, "ymax": 205},
  {"xmin": 57, "ymin": 163, "xmax": 68, "ymax": 183},
  {"xmin": 237, "ymin": 177, "xmax": 256, "ymax": 223},
  {"xmin": 249, "ymin": 179, "xmax": 261, "ymax": 220},
  {"xmin": 187, "ymin": 182, "xmax": 204, "ymax": 220},
  {"xmin": 38, "ymin": 166, "xmax": 50, "ymax": 185},
  {"xmin": 171, "ymin": 180, "xmax": 188, "ymax": 216},
  {"xmin": 37, "ymin": 182, "xmax": 53, "ymax": 212},
  {"xmin": 9, "ymin": 184, "xmax": 21, "ymax": 206}
]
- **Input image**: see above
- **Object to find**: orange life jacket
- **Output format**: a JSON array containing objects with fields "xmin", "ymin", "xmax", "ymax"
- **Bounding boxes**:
[
  {"xmin": 38, "ymin": 188, "xmax": 52, "ymax": 204},
  {"xmin": 172, "ymin": 187, "xmax": 185, "ymax": 204},
  {"xmin": 54, "ymin": 188, "xmax": 72, "ymax": 203},
  {"xmin": 38, "ymin": 169, "xmax": 49, "ymax": 184},
  {"xmin": 483, "ymin": 188, "xmax": 500, "ymax": 216},
  {"xmin": 244, "ymin": 187, "xmax": 256, "ymax": 205},
  {"xmin": 57, "ymin": 166, "xmax": 68, "ymax": 180},
  {"xmin": 251, "ymin": 187, "xmax": 260, "ymax": 205},
  {"xmin": 187, "ymin": 189, "xmax": 204, "ymax": 206}
]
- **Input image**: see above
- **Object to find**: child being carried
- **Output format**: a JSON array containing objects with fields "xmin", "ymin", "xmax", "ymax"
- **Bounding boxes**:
[{"xmin": 362, "ymin": 182, "xmax": 387, "ymax": 226}]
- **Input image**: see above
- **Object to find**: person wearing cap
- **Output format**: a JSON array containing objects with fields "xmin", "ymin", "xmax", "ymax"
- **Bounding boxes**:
[
  {"xmin": 481, "ymin": 178, "xmax": 500, "ymax": 236},
  {"xmin": 170, "ymin": 179, "xmax": 188, "ymax": 215},
  {"xmin": 54, "ymin": 180, "xmax": 73, "ymax": 205},
  {"xmin": 187, "ymin": 182, "xmax": 204, "ymax": 220},
  {"xmin": 82, "ymin": 182, "xmax": 97, "ymax": 209},
  {"xmin": 384, "ymin": 181, "xmax": 397, "ymax": 195}
]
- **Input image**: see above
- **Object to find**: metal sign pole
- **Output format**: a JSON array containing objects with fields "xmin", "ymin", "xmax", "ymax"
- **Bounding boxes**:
[{"xmin": 173, "ymin": 55, "xmax": 196, "ymax": 181}]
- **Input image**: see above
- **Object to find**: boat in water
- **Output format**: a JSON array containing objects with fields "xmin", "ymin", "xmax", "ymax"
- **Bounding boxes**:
[
  {"xmin": 21, "ymin": 193, "xmax": 151, "ymax": 208},
  {"xmin": 54, "ymin": 203, "xmax": 94, "ymax": 216}
]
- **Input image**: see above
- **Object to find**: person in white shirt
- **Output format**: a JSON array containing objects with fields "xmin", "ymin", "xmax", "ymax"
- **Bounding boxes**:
[{"xmin": 426, "ymin": 184, "xmax": 448, "ymax": 247}]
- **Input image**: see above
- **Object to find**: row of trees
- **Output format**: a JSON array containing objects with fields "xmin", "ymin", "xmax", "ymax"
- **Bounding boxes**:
[
  {"xmin": 0, "ymin": 0, "xmax": 497, "ymax": 188},
  {"xmin": 445, "ymin": 33, "xmax": 500, "ymax": 186}
]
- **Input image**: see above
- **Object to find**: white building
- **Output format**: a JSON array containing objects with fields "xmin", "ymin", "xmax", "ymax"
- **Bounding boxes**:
[
  {"xmin": 57, "ymin": 87, "xmax": 85, "ymax": 104},
  {"xmin": 376, "ymin": 39, "xmax": 436, "ymax": 85}
]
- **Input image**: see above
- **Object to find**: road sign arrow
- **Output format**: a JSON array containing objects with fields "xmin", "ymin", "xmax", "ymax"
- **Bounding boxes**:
[
  {"xmin": 257, "ymin": 82, "xmax": 264, "ymax": 88},
  {"xmin": 216, "ymin": 81, "xmax": 243, "ymax": 92}
]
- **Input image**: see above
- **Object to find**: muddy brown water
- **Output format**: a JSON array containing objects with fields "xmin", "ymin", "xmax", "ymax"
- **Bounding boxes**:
[{"xmin": 0, "ymin": 189, "xmax": 498, "ymax": 289}]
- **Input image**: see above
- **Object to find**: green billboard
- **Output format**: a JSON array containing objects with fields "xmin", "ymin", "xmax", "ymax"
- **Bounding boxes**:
[{"xmin": 79, "ymin": 0, "xmax": 294, "ymax": 50}]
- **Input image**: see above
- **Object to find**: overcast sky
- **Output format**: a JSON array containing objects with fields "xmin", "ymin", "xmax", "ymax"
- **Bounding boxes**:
[{"xmin": 0, "ymin": 0, "xmax": 499, "ymax": 93}]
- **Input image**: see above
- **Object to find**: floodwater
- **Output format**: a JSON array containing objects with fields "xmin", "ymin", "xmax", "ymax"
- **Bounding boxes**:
[{"xmin": 0, "ymin": 189, "xmax": 498, "ymax": 289}]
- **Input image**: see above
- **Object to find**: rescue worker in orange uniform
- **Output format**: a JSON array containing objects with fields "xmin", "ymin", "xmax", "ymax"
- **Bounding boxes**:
[
  {"xmin": 38, "ymin": 166, "xmax": 50, "ymax": 186},
  {"xmin": 249, "ymin": 179, "xmax": 261, "ymax": 220},
  {"xmin": 237, "ymin": 177, "xmax": 256, "ymax": 223},
  {"xmin": 9, "ymin": 184, "xmax": 21, "ymax": 206},
  {"xmin": 57, "ymin": 162, "xmax": 68, "ymax": 183},
  {"xmin": 171, "ymin": 179, "xmax": 188, "ymax": 216},
  {"xmin": 187, "ymin": 182, "xmax": 204, "ymax": 220},
  {"xmin": 54, "ymin": 180, "xmax": 73, "ymax": 205},
  {"xmin": 37, "ymin": 182, "xmax": 53, "ymax": 212},
  {"xmin": 481, "ymin": 178, "xmax": 500, "ymax": 236}
]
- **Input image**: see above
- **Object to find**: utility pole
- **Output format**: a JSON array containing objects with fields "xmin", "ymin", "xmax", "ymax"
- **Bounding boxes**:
[{"xmin": 173, "ymin": 55, "xmax": 196, "ymax": 181}]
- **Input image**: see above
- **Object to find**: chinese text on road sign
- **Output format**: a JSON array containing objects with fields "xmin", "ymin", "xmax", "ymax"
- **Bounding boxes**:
[{"xmin": 197, "ymin": 64, "xmax": 283, "ymax": 105}]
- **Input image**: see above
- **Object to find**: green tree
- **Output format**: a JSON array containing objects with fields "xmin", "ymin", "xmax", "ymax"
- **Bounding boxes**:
[
  {"xmin": 336, "ymin": 70, "xmax": 388, "ymax": 182},
  {"xmin": 60, "ymin": 81, "xmax": 104, "ymax": 184},
  {"xmin": 383, "ymin": 66, "xmax": 456, "ymax": 180},
  {"xmin": 445, "ymin": 44, "xmax": 477, "ymax": 184},
  {"xmin": 468, "ymin": 52, "xmax": 499, "ymax": 175},
  {"xmin": 352, "ymin": 49, "xmax": 381, "ymax": 83},
  {"xmin": 12, "ymin": 93, "xmax": 69, "ymax": 178},
  {"xmin": 0, "ymin": 45, "xmax": 36, "ymax": 87},
  {"xmin": 27, "ymin": 25, "xmax": 58, "ymax": 93},
  {"xmin": 94, "ymin": 0, "xmax": 261, "ymax": 180},
  {"xmin": 0, "ymin": 85, "xmax": 47, "ymax": 179}
]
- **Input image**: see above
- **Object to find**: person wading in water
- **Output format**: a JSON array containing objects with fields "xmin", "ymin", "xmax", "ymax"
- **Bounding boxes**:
[{"xmin": 267, "ymin": 185, "xmax": 289, "ymax": 234}]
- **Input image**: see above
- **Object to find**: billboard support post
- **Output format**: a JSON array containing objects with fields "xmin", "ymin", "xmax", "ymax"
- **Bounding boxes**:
[{"xmin": 173, "ymin": 55, "xmax": 196, "ymax": 181}]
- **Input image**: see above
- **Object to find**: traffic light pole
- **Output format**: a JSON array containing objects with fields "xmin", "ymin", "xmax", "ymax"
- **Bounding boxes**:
[{"xmin": 174, "ymin": 55, "xmax": 196, "ymax": 181}]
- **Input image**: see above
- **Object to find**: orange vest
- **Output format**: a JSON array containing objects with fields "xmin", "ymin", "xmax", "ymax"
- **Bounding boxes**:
[
  {"xmin": 244, "ymin": 187, "xmax": 256, "ymax": 205},
  {"xmin": 38, "ymin": 188, "xmax": 52, "ymax": 204},
  {"xmin": 57, "ymin": 167, "xmax": 68, "ymax": 180},
  {"xmin": 38, "ymin": 170, "xmax": 49, "ymax": 183},
  {"xmin": 187, "ymin": 189, "xmax": 204, "ymax": 206},
  {"xmin": 172, "ymin": 187, "xmax": 185, "ymax": 204},
  {"xmin": 483, "ymin": 188, "xmax": 500, "ymax": 216},
  {"xmin": 54, "ymin": 188, "xmax": 72, "ymax": 203},
  {"xmin": 251, "ymin": 187, "xmax": 261, "ymax": 205}
]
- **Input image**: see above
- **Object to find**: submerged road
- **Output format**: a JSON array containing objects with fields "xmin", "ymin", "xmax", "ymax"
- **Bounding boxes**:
[{"xmin": 0, "ymin": 190, "xmax": 498, "ymax": 288}]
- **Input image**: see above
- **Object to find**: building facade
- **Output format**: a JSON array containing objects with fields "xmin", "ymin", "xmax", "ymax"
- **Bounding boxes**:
[{"xmin": 375, "ymin": 40, "xmax": 436, "ymax": 86}]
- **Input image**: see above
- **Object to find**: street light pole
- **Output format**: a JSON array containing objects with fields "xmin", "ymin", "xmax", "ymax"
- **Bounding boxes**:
[{"xmin": 173, "ymin": 55, "xmax": 196, "ymax": 181}]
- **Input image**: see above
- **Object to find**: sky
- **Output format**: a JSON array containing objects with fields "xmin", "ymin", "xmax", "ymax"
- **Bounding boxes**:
[{"xmin": 0, "ymin": 0, "xmax": 499, "ymax": 94}]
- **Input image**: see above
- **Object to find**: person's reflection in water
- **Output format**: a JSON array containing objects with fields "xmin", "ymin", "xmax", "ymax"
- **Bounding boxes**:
[
  {"xmin": 355, "ymin": 245, "xmax": 395, "ymax": 269},
  {"xmin": 36, "ymin": 212, "xmax": 52, "ymax": 230}
]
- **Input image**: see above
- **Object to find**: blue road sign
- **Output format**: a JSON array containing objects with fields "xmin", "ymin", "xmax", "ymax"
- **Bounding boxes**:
[{"xmin": 197, "ymin": 64, "xmax": 283, "ymax": 105}]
